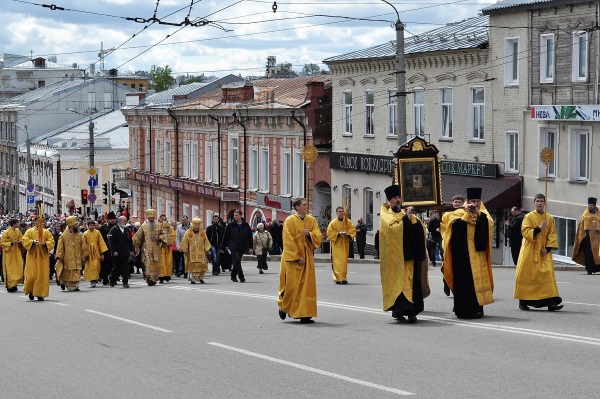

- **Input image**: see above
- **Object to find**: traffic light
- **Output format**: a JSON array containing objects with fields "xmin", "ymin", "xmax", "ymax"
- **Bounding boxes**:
[
  {"xmin": 103, "ymin": 198, "xmax": 108, "ymax": 204},
  {"xmin": 111, "ymin": 198, "xmax": 116, "ymax": 204},
  {"xmin": 102, "ymin": 183, "xmax": 108, "ymax": 196},
  {"xmin": 111, "ymin": 183, "xmax": 117, "ymax": 195},
  {"xmin": 81, "ymin": 189, "xmax": 88, "ymax": 205}
]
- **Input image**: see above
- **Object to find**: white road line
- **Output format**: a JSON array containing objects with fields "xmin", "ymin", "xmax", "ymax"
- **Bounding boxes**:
[
  {"xmin": 50, "ymin": 302, "xmax": 67, "ymax": 306},
  {"xmin": 208, "ymin": 342, "xmax": 415, "ymax": 396},
  {"xmin": 84, "ymin": 310, "xmax": 173, "ymax": 333},
  {"xmin": 564, "ymin": 301, "xmax": 600, "ymax": 307}
]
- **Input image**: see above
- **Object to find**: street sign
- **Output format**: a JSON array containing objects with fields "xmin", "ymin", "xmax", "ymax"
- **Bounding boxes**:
[
  {"xmin": 27, "ymin": 195, "xmax": 34, "ymax": 204},
  {"xmin": 27, "ymin": 183, "xmax": 34, "ymax": 192},
  {"xmin": 88, "ymin": 178, "xmax": 98, "ymax": 187},
  {"xmin": 87, "ymin": 166, "xmax": 97, "ymax": 176},
  {"xmin": 88, "ymin": 193, "xmax": 97, "ymax": 203}
]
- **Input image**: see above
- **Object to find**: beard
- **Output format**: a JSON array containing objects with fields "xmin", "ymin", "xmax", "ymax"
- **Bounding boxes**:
[
  {"xmin": 590, "ymin": 208, "xmax": 598, "ymax": 214},
  {"xmin": 148, "ymin": 221, "xmax": 156, "ymax": 229},
  {"xmin": 391, "ymin": 205, "xmax": 402, "ymax": 213}
]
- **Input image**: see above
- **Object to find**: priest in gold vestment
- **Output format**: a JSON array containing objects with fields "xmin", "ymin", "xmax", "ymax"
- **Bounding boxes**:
[
  {"xmin": 442, "ymin": 187, "xmax": 494, "ymax": 319},
  {"xmin": 514, "ymin": 194, "xmax": 563, "ymax": 311},
  {"xmin": 379, "ymin": 185, "xmax": 430, "ymax": 323},
  {"xmin": 326, "ymin": 206, "xmax": 356, "ymax": 284},
  {"xmin": 1, "ymin": 219, "xmax": 24, "ymax": 292},
  {"xmin": 22, "ymin": 216, "xmax": 55, "ymax": 301},
  {"xmin": 571, "ymin": 197, "xmax": 600, "ymax": 275},
  {"xmin": 180, "ymin": 217, "xmax": 211, "ymax": 284},
  {"xmin": 158, "ymin": 214, "xmax": 176, "ymax": 283},
  {"xmin": 56, "ymin": 216, "xmax": 89, "ymax": 292},
  {"xmin": 82, "ymin": 221, "xmax": 108, "ymax": 287},
  {"xmin": 133, "ymin": 209, "xmax": 167, "ymax": 286},
  {"xmin": 278, "ymin": 198, "xmax": 323, "ymax": 324}
]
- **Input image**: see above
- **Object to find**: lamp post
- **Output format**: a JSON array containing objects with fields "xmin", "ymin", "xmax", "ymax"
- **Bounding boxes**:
[
  {"xmin": 15, "ymin": 123, "xmax": 32, "ymax": 213},
  {"xmin": 67, "ymin": 108, "xmax": 95, "ymax": 218},
  {"xmin": 381, "ymin": 0, "xmax": 407, "ymax": 145}
]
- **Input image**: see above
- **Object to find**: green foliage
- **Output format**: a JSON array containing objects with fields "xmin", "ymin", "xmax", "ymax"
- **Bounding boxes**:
[
  {"xmin": 149, "ymin": 65, "xmax": 175, "ymax": 92},
  {"xmin": 177, "ymin": 74, "xmax": 206, "ymax": 85},
  {"xmin": 302, "ymin": 63, "xmax": 320, "ymax": 76},
  {"xmin": 277, "ymin": 62, "xmax": 294, "ymax": 73}
]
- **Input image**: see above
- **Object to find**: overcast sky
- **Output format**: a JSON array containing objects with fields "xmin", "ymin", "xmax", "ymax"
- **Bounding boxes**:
[{"xmin": 2, "ymin": 0, "xmax": 496, "ymax": 78}]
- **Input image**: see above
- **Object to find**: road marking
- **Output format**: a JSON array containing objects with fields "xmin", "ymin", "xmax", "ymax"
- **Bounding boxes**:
[
  {"xmin": 564, "ymin": 301, "xmax": 600, "ymax": 307},
  {"xmin": 50, "ymin": 302, "xmax": 67, "ymax": 306},
  {"xmin": 208, "ymin": 342, "xmax": 415, "ymax": 396},
  {"xmin": 84, "ymin": 310, "xmax": 173, "ymax": 333}
]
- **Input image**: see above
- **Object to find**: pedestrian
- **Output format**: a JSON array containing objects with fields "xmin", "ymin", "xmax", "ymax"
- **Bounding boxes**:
[
  {"xmin": 379, "ymin": 185, "xmax": 430, "ymax": 323},
  {"xmin": 206, "ymin": 214, "xmax": 224, "ymax": 276},
  {"xmin": 174, "ymin": 215, "xmax": 190, "ymax": 277},
  {"xmin": 108, "ymin": 216, "xmax": 134, "ymax": 288},
  {"xmin": 442, "ymin": 187, "xmax": 494, "ymax": 319},
  {"xmin": 82, "ymin": 220, "xmax": 108, "ymax": 288},
  {"xmin": 221, "ymin": 210, "xmax": 253, "ymax": 283},
  {"xmin": 277, "ymin": 198, "xmax": 324, "ymax": 324},
  {"xmin": 253, "ymin": 223, "xmax": 272, "ymax": 274},
  {"xmin": 99, "ymin": 212, "xmax": 117, "ymax": 285},
  {"xmin": 268, "ymin": 219, "xmax": 282, "ymax": 255},
  {"xmin": 55, "ymin": 216, "xmax": 89, "ymax": 292},
  {"xmin": 571, "ymin": 197, "xmax": 600, "ymax": 274},
  {"xmin": 514, "ymin": 194, "xmax": 563, "ymax": 311},
  {"xmin": 180, "ymin": 217, "xmax": 211, "ymax": 284},
  {"xmin": 355, "ymin": 217, "xmax": 367, "ymax": 259},
  {"xmin": 427, "ymin": 211, "xmax": 443, "ymax": 265},
  {"xmin": 158, "ymin": 214, "xmax": 176, "ymax": 283},
  {"xmin": 504, "ymin": 206, "xmax": 525, "ymax": 265},
  {"xmin": 22, "ymin": 215, "xmax": 55, "ymax": 301},
  {"xmin": 374, "ymin": 229, "xmax": 380, "ymax": 259},
  {"xmin": 133, "ymin": 209, "xmax": 167, "ymax": 286},
  {"xmin": 440, "ymin": 194, "xmax": 465, "ymax": 296},
  {"xmin": 1, "ymin": 219, "xmax": 23, "ymax": 292},
  {"xmin": 327, "ymin": 206, "xmax": 356, "ymax": 284}
]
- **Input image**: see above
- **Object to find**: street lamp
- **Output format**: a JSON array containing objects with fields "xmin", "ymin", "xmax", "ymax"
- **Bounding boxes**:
[
  {"xmin": 381, "ymin": 0, "xmax": 407, "ymax": 145},
  {"xmin": 67, "ymin": 108, "xmax": 95, "ymax": 218},
  {"xmin": 15, "ymin": 123, "xmax": 32, "ymax": 213}
]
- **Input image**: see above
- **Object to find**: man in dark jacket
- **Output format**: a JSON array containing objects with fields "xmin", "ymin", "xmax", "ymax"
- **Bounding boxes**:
[
  {"xmin": 505, "ymin": 206, "xmax": 525, "ymax": 265},
  {"xmin": 221, "ymin": 210, "xmax": 253, "ymax": 282},
  {"xmin": 427, "ymin": 211, "xmax": 443, "ymax": 266},
  {"xmin": 355, "ymin": 217, "xmax": 368, "ymax": 259},
  {"xmin": 206, "ymin": 214, "xmax": 224, "ymax": 275},
  {"xmin": 108, "ymin": 216, "xmax": 134, "ymax": 288},
  {"xmin": 268, "ymin": 219, "xmax": 282, "ymax": 255},
  {"xmin": 99, "ymin": 212, "xmax": 117, "ymax": 285}
]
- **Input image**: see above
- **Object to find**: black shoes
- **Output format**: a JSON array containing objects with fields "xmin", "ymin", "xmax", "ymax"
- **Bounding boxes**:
[
  {"xmin": 548, "ymin": 304, "xmax": 563, "ymax": 311},
  {"xmin": 60, "ymin": 284, "xmax": 65, "ymax": 291},
  {"xmin": 299, "ymin": 318, "xmax": 315, "ymax": 324},
  {"xmin": 519, "ymin": 304, "xmax": 530, "ymax": 311},
  {"xmin": 408, "ymin": 316, "xmax": 417, "ymax": 324},
  {"xmin": 443, "ymin": 282, "xmax": 450, "ymax": 296},
  {"xmin": 341, "ymin": 281, "xmax": 348, "ymax": 285},
  {"xmin": 473, "ymin": 312, "xmax": 483, "ymax": 319},
  {"xmin": 335, "ymin": 281, "xmax": 341, "ymax": 285},
  {"xmin": 37, "ymin": 297, "xmax": 44, "ymax": 301},
  {"xmin": 74, "ymin": 288, "xmax": 80, "ymax": 292},
  {"xmin": 279, "ymin": 309, "xmax": 287, "ymax": 320},
  {"xmin": 259, "ymin": 270, "xmax": 264, "ymax": 274},
  {"xmin": 191, "ymin": 281, "xmax": 196, "ymax": 284},
  {"xmin": 28, "ymin": 293, "xmax": 34, "ymax": 301},
  {"xmin": 239, "ymin": 278, "xmax": 245, "ymax": 283},
  {"xmin": 199, "ymin": 279, "xmax": 205, "ymax": 284},
  {"xmin": 7, "ymin": 286, "xmax": 18, "ymax": 293},
  {"xmin": 147, "ymin": 279, "xmax": 156, "ymax": 286},
  {"xmin": 231, "ymin": 278, "xmax": 238, "ymax": 282},
  {"xmin": 183, "ymin": 273, "xmax": 188, "ymax": 278},
  {"xmin": 123, "ymin": 284, "xmax": 129, "ymax": 288}
]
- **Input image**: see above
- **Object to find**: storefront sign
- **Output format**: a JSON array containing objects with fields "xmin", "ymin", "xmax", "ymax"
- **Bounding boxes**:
[
  {"xmin": 126, "ymin": 170, "xmax": 234, "ymax": 200},
  {"xmin": 531, "ymin": 105, "xmax": 600, "ymax": 121},
  {"xmin": 256, "ymin": 192, "xmax": 292, "ymax": 212},
  {"xmin": 222, "ymin": 192, "xmax": 240, "ymax": 202},
  {"xmin": 330, "ymin": 152, "xmax": 394, "ymax": 175},
  {"xmin": 440, "ymin": 160, "xmax": 497, "ymax": 178}
]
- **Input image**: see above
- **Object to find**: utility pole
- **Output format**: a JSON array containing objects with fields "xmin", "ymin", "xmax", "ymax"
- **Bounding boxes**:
[{"xmin": 68, "ymin": 109, "xmax": 95, "ymax": 219}]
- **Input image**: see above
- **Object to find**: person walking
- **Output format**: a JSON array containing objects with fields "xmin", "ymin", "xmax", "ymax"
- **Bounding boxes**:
[
  {"xmin": 427, "ymin": 211, "xmax": 443, "ymax": 266},
  {"xmin": 253, "ymin": 223, "xmax": 272, "ymax": 274},
  {"xmin": 572, "ymin": 197, "xmax": 600, "ymax": 274},
  {"xmin": 355, "ymin": 217, "xmax": 367, "ymax": 259},
  {"xmin": 82, "ymin": 220, "xmax": 108, "ymax": 288},
  {"xmin": 327, "ymin": 206, "xmax": 356, "ymax": 284},
  {"xmin": 206, "ymin": 214, "xmax": 224, "ymax": 276},
  {"xmin": 221, "ymin": 210, "xmax": 253, "ymax": 283},
  {"xmin": 505, "ymin": 206, "xmax": 525, "ymax": 265},
  {"xmin": 99, "ymin": 212, "xmax": 117, "ymax": 285},
  {"xmin": 268, "ymin": 219, "xmax": 283, "ymax": 255},
  {"xmin": 1, "ymin": 219, "xmax": 23, "ymax": 292},
  {"xmin": 108, "ymin": 216, "xmax": 134, "ymax": 288},
  {"xmin": 55, "ymin": 216, "xmax": 89, "ymax": 292},
  {"xmin": 440, "ymin": 194, "xmax": 465, "ymax": 296},
  {"xmin": 158, "ymin": 214, "xmax": 176, "ymax": 284},
  {"xmin": 22, "ymin": 215, "xmax": 55, "ymax": 301},
  {"xmin": 174, "ymin": 215, "xmax": 190, "ymax": 277},
  {"xmin": 133, "ymin": 209, "xmax": 167, "ymax": 286},
  {"xmin": 180, "ymin": 217, "xmax": 211, "ymax": 284}
]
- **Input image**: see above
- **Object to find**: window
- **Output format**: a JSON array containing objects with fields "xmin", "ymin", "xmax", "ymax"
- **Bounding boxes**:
[
  {"xmin": 440, "ymin": 88, "xmax": 453, "ymax": 138},
  {"xmin": 190, "ymin": 142, "xmax": 198, "ymax": 179},
  {"xmin": 155, "ymin": 139, "xmax": 161, "ymax": 173},
  {"xmin": 164, "ymin": 141, "xmax": 172, "ymax": 175},
  {"xmin": 364, "ymin": 188, "xmax": 373, "ymax": 232},
  {"xmin": 157, "ymin": 197, "xmax": 163, "ymax": 217},
  {"xmin": 506, "ymin": 131, "xmax": 519, "ymax": 172},
  {"xmin": 470, "ymin": 87, "xmax": 485, "ymax": 140},
  {"xmin": 505, "ymin": 38, "xmax": 519, "ymax": 85},
  {"xmin": 104, "ymin": 93, "xmax": 112, "ymax": 109},
  {"xmin": 364, "ymin": 90, "xmax": 374, "ymax": 136},
  {"xmin": 570, "ymin": 128, "xmax": 590, "ymax": 181},
  {"xmin": 183, "ymin": 141, "xmax": 190, "ymax": 177},
  {"xmin": 343, "ymin": 91, "xmax": 353, "ymax": 135},
  {"xmin": 554, "ymin": 216, "xmax": 577, "ymax": 259},
  {"xmin": 294, "ymin": 150, "xmax": 305, "ymax": 197},
  {"xmin": 260, "ymin": 148, "xmax": 269, "ymax": 191},
  {"xmin": 413, "ymin": 89, "xmax": 424, "ymax": 136},
  {"xmin": 38, "ymin": 80, "xmax": 45, "ymax": 88},
  {"xmin": 88, "ymin": 92, "xmax": 96, "ymax": 109},
  {"xmin": 166, "ymin": 200, "xmax": 172, "ymax": 222},
  {"xmin": 145, "ymin": 137, "xmax": 151, "ymax": 170},
  {"xmin": 572, "ymin": 32, "xmax": 588, "ymax": 81},
  {"xmin": 342, "ymin": 185, "xmax": 352, "ymax": 220},
  {"xmin": 540, "ymin": 34, "xmax": 555, "ymax": 83},
  {"xmin": 281, "ymin": 151, "xmax": 291, "ymax": 195},
  {"xmin": 146, "ymin": 193, "xmax": 152, "ymax": 212},
  {"xmin": 539, "ymin": 128, "xmax": 557, "ymax": 177},
  {"xmin": 183, "ymin": 203, "xmax": 190, "ymax": 219},
  {"xmin": 192, "ymin": 205, "xmax": 199, "ymax": 218},
  {"xmin": 205, "ymin": 142, "xmax": 213, "ymax": 181},
  {"xmin": 387, "ymin": 90, "xmax": 397, "ymax": 136},
  {"xmin": 249, "ymin": 148, "xmax": 258, "ymax": 190},
  {"xmin": 229, "ymin": 137, "xmax": 239, "ymax": 186}
]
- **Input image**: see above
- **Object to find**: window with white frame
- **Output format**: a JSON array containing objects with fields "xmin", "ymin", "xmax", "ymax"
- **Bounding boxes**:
[
  {"xmin": 206, "ymin": 210, "xmax": 214, "ymax": 225},
  {"xmin": 570, "ymin": 128, "xmax": 590, "ymax": 181},
  {"xmin": 505, "ymin": 131, "xmax": 519, "ymax": 172},
  {"xmin": 505, "ymin": 38, "xmax": 519, "ymax": 85},
  {"xmin": 249, "ymin": 148, "xmax": 258, "ymax": 190},
  {"xmin": 183, "ymin": 203, "xmax": 190, "ymax": 219},
  {"xmin": 539, "ymin": 127, "xmax": 557, "ymax": 177},
  {"xmin": 294, "ymin": 149, "xmax": 305, "ymax": 197},
  {"xmin": 554, "ymin": 216, "xmax": 577, "ymax": 259},
  {"xmin": 413, "ymin": 88, "xmax": 425, "ymax": 136},
  {"xmin": 540, "ymin": 34, "xmax": 555, "ymax": 83},
  {"xmin": 260, "ymin": 148, "xmax": 269, "ymax": 191},
  {"xmin": 281, "ymin": 150, "xmax": 291, "ymax": 195},
  {"xmin": 364, "ymin": 188, "xmax": 373, "ymax": 232},
  {"xmin": 440, "ymin": 88, "xmax": 453, "ymax": 138},
  {"xmin": 146, "ymin": 193, "xmax": 151, "ymax": 212},
  {"xmin": 192, "ymin": 205, "xmax": 199, "ymax": 218},
  {"xmin": 205, "ymin": 142, "xmax": 213, "ymax": 181},
  {"xmin": 387, "ymin": 89, "xmax": 397, "ymax": 136},
  {"xmin": 364, "ymin": 90, "xmax": 374, "ymax": 136},
  {"xmin": 343, "ymin": 91, "xmax": 353, "ymax": 135},
  {"xmin": 342, "ymin": 185, "xmax": 352, "ymax": 220},
  {"xmin": 145, "ymin": 136, "xmax": 151, "ymax": 170},
  {"xmin": 470, "ymin": 87, "xmax": 485, "ymax": 140},
  {"xmin": 155, "ymin": 139, "xmax": 161, "ymax": 173},
  {"xmin": 157, "ymin": 196, "xmax": 163, "ymax": 217},
  {"xmin": 132, "ymin": 136, "xmax": 138, "ymax": 169},
  {"xmin": 572, "ymin": 32, "xmax": 588, "ymax": 82},
  {"xmin": 164, "ymin": 140, "xmax": 172, "ymax": 175},
  {"xmin": 191, "ymin": 142, "xmax": 198, "ymax": 179},
  {"xmin": 166, "ymin": 200, "xmax": 172, "ymax": 222},
  {"xmin": 183, "ymin": 141, "xmax": 190, "ymax": 177},
  {"xmin": 229, "ymin": 137, "xmax": 239, "ymax": 186}
]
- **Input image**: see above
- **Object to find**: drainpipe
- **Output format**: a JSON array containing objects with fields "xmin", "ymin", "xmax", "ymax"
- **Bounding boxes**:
[
  {"xmin": 208, "ymin": 114, "xmax": 222, "ymax": 217},
  {"xmin": 233, "ymin": 112, "xmax": 247, "ymax": 217},
  {"xmin": 147, "ymin": 115, "xmax": 152, "ymax": 208},
  {"xmin": 167, "ymin": 108, "xmax": 180, "ymax": 221}
]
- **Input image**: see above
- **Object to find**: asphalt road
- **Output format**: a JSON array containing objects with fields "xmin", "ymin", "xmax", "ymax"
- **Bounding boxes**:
[{"xmin": 1, "ymin": 261, "xmax": 599, "ymax": 399}]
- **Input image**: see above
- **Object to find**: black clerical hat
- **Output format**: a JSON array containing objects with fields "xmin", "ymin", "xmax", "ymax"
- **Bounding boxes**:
[
  {"xmin": 589, "ymin": 197, "xmax": 597, "ymax": 206},
  {"xmin": 384, "ymin": 185, "xmax": 401, "ymax": 201},
  {"xmin": 466, "ymin": 187, "xmax": 482, "ymax": 200},
  {"xmin": 107, "ymin": 211, "xmax": 116, "ymax": 219}
]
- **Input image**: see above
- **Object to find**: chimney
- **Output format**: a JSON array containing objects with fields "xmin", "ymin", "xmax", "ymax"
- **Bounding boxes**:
[
  {"xmin": 109, "ymin": 68, "xmax": 118, "ymax": 76},
  {"xmin": 306, "ymin": 81, "xmax": 324, "ymax": 100},
  {"xmin": 32, "ymin": 57, "xmax": 46, "ymax": 68},
  {"xmin": 221, "ymin": 81, "xmax": 254, "ymax": 103},
  {"xmin": 126, "ymin": 92, "xmax": 146, "ymax": 106}
]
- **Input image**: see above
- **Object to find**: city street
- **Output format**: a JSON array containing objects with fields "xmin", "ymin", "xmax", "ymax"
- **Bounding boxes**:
[{"xmin": 2, "ymin": 260, "xmax": 599, "ymax": 399}]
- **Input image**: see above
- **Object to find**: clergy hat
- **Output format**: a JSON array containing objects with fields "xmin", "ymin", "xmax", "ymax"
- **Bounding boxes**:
[
  {"xmin": 146, "ymin": 209, "xmax": 157, "ymax": 218},
  {"xmin": 107, "ymin": 211, "xmax": 116, "ymax": 220},
  {"xmin": 466, "ymin": 187, "xmax": 483, "ymax": 200},
  {"xmin": 191, "ymin": 217, "xmax": 202, "ymax": 228},
  {"xmin": 589, "ymin": 197, "xmax": 597, "ymax": 206},
  {"xmin": 384, "ymin": 185, "xmax": 401, "ymax": 201},
  {"xmin": 66, "ymin": 216, "xmax": 78, "ymax": 227}
]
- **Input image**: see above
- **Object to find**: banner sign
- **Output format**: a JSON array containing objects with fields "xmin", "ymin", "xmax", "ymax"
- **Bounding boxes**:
[{"xmin": 531, "ymin": 105, "xmax": 600, "ymax": 121}]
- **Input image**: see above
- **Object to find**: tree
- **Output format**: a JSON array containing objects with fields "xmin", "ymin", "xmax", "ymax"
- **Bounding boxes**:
[
  {"xmin": 149, "ymin": 65, "xmax": 175, "ymax": 92},
  {"xmin": 277, "ymin": 62, "xmax": 294, "ymax": 74},
  {"xmin": 177, "ymin": 74, "xmax": 206, "ymax": 85},
  {"xmin": 302, "ymin": 63, "xmax": 320, "ymax": 76}
]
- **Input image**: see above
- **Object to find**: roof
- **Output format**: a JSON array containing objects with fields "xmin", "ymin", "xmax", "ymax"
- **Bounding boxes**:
[
  {"xmin": 145, "ymin": 82, "xmax": 208, "ymax": 106},
  {"xmin": 481, "ymin": 0, "xmax": 589, "ymax": 14},
  {"xmin": 323, "ymin": 15, "xmax": 489, "ymax": 63},
  {"xmin": 173, "ymin": 74, "xmax": 332, "ymax": 111},
  {"xmin": 0, "ymin": 54, "xmax": 30, "ymax": 68}
]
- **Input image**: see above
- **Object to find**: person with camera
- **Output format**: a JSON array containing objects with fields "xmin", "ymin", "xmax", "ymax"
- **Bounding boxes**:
[
  {"xmin": 253, "ymin": 223, "xmax": 272, "ymax": 274},
  {"xmin": 442, "ymin": 187, "xmax": 494, "ymax": 319}
]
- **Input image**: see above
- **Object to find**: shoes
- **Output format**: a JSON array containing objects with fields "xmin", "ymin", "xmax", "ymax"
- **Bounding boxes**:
[
  {"xmin": 443, "ymin": 283, "xmax": 450, "ymax": 297},
  {"xmin": 123, "ymin": 284, "xmax": 129, "ymax": 288},
  {"xmin": 56, "ymin": 280, "xmax": 61, "ymax": 286},
  {"xmin": 299, "ymin": 318, "xmax": 315, "ymax": 324},
  {"xmin": 109, "ymin": 277, "xmax": 115, "ymax": 288},
  {"xmin": 74, "ymin": 288, "xmax": 80, "ymax": 292},
  {"xmin": 183, "ymin": 273, "xmax": 188, "ymax": 278},
  {"xmin": 191, "ymin": 281, "xmax": 196, "ymax": 284},
  {"xmin": 408, "ymin": 316, "xmax": 417, "ymax": 324},
  {"xmin": 341, "ymin": 281, "xmax": 348, "ymax": 285},
  {"xmin": 279, "ymin": 309, "xmax": 287, "ymax": 320},
  {"xmin": 587, "ymin": 271, "xmax": 592, "ymax": 275},
  {"xmin": 548, "ymin": 304, "xmax": 563, "ymax": 311},
  {"xmin": 231, "ymin": 278, "xmax": 238, "ymax": 282},
  {"xmin": 199, "ymin": 279, "xmax": 205, "ymax": 284},
  {"xmin": 519, "ymin": 304, "xmax": 530, "ymax": 311},
  {"xmin": 239, "ymin": 278, "xmax": 246, "ymax": 283},
  {"xmin": 259, "ymin": 270, "xmax": 264, "ymax": 274},
  {"xmin": 7, "ymin": 286, "xmax": 18, "ymax": 293},
  {"xmin": 91, "ymin": 282, "xmax": 97, "ymax": 288},
  {"xmin": 28, "ymin": 293, "xmax": 34, "ymax": 301},
  {"xmin": 473, "ymin": 312, "xmax": 483, "ymax": 319},
  {"xmin": 212, "ymin": 272, "xmax": 219, "ymax": 276},
  {"xmin": 37, "ymin": 297, "xmax": 44, "ymax": 301},
  {"xmin": 147, "ymin": 279, "xmax": 156, "ymax": 286},
  {"xmin": 335, "ymin": 281, "xmax": 342, "ymax": 285},
  {"xmin": 60, "ymin": 284, "xmax": 65, "ymax": 291}
]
